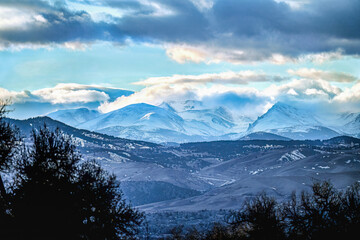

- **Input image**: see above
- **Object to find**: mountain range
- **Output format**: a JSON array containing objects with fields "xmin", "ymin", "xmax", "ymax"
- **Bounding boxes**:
[
  {"xmin": 44, "ymin": 101, "xmax": 360, "ymax": 143},
  {"xmin": 5, "ymin": 115, "xmax": 360, "ymax": 235}
]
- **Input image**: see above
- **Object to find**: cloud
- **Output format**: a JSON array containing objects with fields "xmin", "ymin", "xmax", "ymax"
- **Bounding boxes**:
[
  {"xmin": 288, "ymin": 68, "xmax": 358, "ymax": 82},
  {"xmin": 1, "ymin": 0, "xmax": 360, "ymax": 63},
  {"xmin": 99, "ymin": 84, "xmax": 198, "ymax": 112},
  {"xmin": 297, "ymin": 49, "xmax": 345, "ymax": 64},
  {"xmin": 0, "ymin": 88, "xmax": 33, "ymax": 103},
  {"xmin": 135, "ymin": 71, "xmax": 289, "ymax": 86},
  {"xmin": 98, "ymin": 82, "xmax": 273, "ymax": 118},
  {"xmin": 333, "ymin": 82, "xmax": 360, "ymax": 103},
  {"xmin": 2, "ymin": 73, "xmax": 360, "ymax": 119},
  {"xmin": 0, "ymin": 83, "xmax": 133, "ymax": 104},
  {"xmin": 264, "ymin": 78, "xmax": 342, "ymax": 100},
  {"xmin": 0, "ymin": 1, "xmax": 127, "ymax": 48},
  {"xmin": 32, "ymin": 87, "xmax": 110, "ymax": 104},
  {"xmin": 165, "ymin": 45, "xmax": 206, "ymax": 63},
  {"xmin": 99, "ymin": 70, "xmax": 358, "ymax": 115}
]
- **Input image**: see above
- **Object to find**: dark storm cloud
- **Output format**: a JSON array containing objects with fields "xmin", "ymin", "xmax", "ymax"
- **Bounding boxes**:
[
  {"xmin": 0, "ymin": 0, "xmax": 127, "ymax": 46},
  {"xmin": 1, "ymin": 0, "xmax": 359, "ymax": 61},
  {"xmin": 116, "ymin": 0, "xmax": 210, "ymax": 42}
]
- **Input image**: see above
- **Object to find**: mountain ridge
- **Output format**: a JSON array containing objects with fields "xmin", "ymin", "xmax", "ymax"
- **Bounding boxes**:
[{"xmin": 45, "ymin": 101, "xmax": 360, "ymax": 143}]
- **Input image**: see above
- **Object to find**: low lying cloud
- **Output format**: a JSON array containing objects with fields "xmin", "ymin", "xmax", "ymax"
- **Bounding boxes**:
[
  {"xmin": 98, "ymin": 70, "xmax": 360, "ymax": 116},
  {"xmin": 3, "ymin": 70, "xmax": 360, "ymax": 119},
  {"xmin": 0, "ymin": 83, "xmax": 131, "ymax": 104}
]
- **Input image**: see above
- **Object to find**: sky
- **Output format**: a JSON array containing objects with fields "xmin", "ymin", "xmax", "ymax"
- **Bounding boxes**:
[{"xmin": 0, "ymin": 0, "xmax": 360, "ymax": 119}]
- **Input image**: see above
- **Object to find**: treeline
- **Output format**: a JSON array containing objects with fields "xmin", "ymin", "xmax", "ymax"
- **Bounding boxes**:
[
  {"xmin": 163, "ymin": 181, "xmax": 360, "ymax": 240},
  {"xmin": 0, "ymin": 104, "xmax": 143, "ymax": 239}
]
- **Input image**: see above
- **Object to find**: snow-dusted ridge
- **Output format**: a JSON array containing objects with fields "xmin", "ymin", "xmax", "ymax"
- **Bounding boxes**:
[{"xmin": 46, "ymin": 101, "xmax": 360, "ymax": 143}]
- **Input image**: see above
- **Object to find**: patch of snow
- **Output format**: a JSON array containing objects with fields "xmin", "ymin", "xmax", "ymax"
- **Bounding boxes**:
[
  {"xmin": 141, "ymin": 112, "xmax": 155, "ymax": 120},
  {"xmin": 279, "ymin": 150, "xmax": 306, "ymax": 162}
]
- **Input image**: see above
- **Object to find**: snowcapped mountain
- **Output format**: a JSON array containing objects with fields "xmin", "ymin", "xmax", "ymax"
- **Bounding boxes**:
[
  {"xmin": 164, "ymin": 101, "xmax": 253, "ymax": 134},
  {"xmin": 247, "ymin": 102, "xmax": 340, "ymax": 140},
  {"xmin": 45, "ymin": 100, "xmax": 360, "ymax": 143},
  {"xmin": 78, "ymin": 103, "xmax": 185, "ymax": 132},
  {"xmin": 75, "ymin": 103, "xmax": 223, "ymax": 143},
  {"xmin": 48, "ymin": 102, "xmax": 252, "ymax": 143},
  {"xmin": 336, "ymin": 113, "xmax": 360, "ymax": 137},
  {"xmin": 47, "ymin": 108, "xmax": 101, "ymax": 127}
]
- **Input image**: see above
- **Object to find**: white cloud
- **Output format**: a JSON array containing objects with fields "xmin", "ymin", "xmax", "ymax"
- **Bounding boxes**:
[
  {"xmin": 264, "ymin": 78, "xmax": 342, "ymax": 100},
  {"xmin": 165, "ymin": 44, "xmax": 348, "ymax": 65},
  {"xmin": 0, "ymin": 88, "xmax": 32, "ymax": 103},
  {"xmin": 98, "ymin": 69, "xmax": 360, "ymax": 115},
  {"xmin": 99, "ymin": 84, "xmax": 197, "ymax": 112},
  {"xmin": 31, "ymin": 83, "xmax": 112, "ymax": 104},
  {"xmin": 0, "ymin": 6, "xmax": 48, "ymax": 30},
  {"xmin": 190, "ymin": 0, "xmax": 214, "ymax": 11},
  {"xmin": 298, "ymin": 49, "xmax": 345, "ymax": 64},
  {"xmin": 135, "ymin": 71, "xmax": 288, "ymax": 86},
  {"xmin": 166, "ymin": 45, "xmax": 206, "ymax": 64},
  {"xmin": 333, "ymin": 81, "xmax": 360, "ymax": 103},
  {"xmin": 304, "ymin": 88, "xmax": 327, "ymax": 96},
  {"xmin": 0, "ymin": 41, "xmax": 94, "ymax": 52},
  {"xmin": 2, "ymin": 73, "xmax": 360, "ymax": 118},
  {"xmin": 288, "ymin": 68, "xmax": 357, "ymax": 82},
  {"xmin": 0, "ymin": 7, "xmax": 34, "ymax": 30},
  {"xmin": 274, "ymin": 0, "xmax": 310, "ymax": 9},
  {"xmin": 0, "ymin": 83, "xmax": 129, "ymax": 104}
]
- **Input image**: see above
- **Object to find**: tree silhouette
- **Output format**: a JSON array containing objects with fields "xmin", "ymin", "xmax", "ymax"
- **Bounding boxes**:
[
  {"xmin": 230, "ymin": 193, "xmax": 285, "ymax": 240},
  {"xmin": 0, "ymin": 102, "xmax": 20, "ymax": 238},
  {"xmin": 12, "ymin": 126, "xmax": 143, "ymax": 239},
  {"xmin": 0, "ymin": 103, "xmax": 19, "ymax": 200},
  {"xmin": 284, "ymin": 181, "xmax": 360, "ymax": 240}
]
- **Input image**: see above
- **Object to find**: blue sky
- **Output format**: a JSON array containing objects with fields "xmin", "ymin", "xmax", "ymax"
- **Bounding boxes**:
[{"xmin": 0, "ymin": 0, "xmax": 360, "ymax": 118}]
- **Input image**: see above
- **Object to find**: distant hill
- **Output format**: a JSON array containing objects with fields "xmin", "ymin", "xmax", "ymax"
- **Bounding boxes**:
[
  {"xmin": 323, "ymin": 135, "xmax": 360, "ymax": 145},
  {"xmin": 240, "ymin": 132, "xmax": 291, "ymax": 141}
]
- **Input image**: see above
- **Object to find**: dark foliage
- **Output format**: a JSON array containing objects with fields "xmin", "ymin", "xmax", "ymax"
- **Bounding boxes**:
[
  {"xmin": 230, "ymin": 193, "xmax": 285, "ymax": 240},
  {"xmin": 0, "ymin": 102, "xmax": 20, "ymax": 238},
  {"xmin": 0, "ymin": 113, "xmax": 143, "ymax": 240},
  {"xmin": 283, "ymin": 181, "xmax": 360, "ymax": 240},
  {"xmin": 165, "ymin": 181, "xmax": 360, "ymax": 240},
  {"xmin": 10, "ymin": 126, "xmax": 143, "ymax": 239}
]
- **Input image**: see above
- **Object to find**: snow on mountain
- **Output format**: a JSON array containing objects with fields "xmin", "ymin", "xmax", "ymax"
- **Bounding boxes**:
[
  {"xmin": 45, "ymin": 101, "xmax": 359, "ymax": 142},
  {"xmin": 164, "ymin": 101, "xmax": 253, "ymax": 134},
  {"xmin": 79, "ymin": 103, "xmax": 186, "ymax": 132},
  {"xmin": 166, "ymin": 100, "xmax": 204, "ymax": 112},
  {"xmin": 47, "ymin": 108, "xmax": 101, "ymax": 127},
  {"xmin": 247, "ymin": 102, "xmax": 340, "ymax": 140},
  {"xmin": 336, "ymin": 112, "xmax": 360, "ymax": 137},
  {"xmin": 249, "ymin": 102, "xmax": 321, "ymax": 130},
  {"xmin": 75, "ymin": 103, "xmax": 224, "ymax": 142}
]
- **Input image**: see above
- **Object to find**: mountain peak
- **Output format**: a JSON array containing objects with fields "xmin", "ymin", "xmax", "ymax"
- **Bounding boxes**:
[
  {"xmin": 268, "ymin": 102, "xmax": 297, "ymax": 112},
  {"xmin": 47, "ymin": 108, "xmax": 100, "ymax": 127},
  {"xmin": 246, "ymin": 102, "xmax": 339, "ymax": 140}
]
